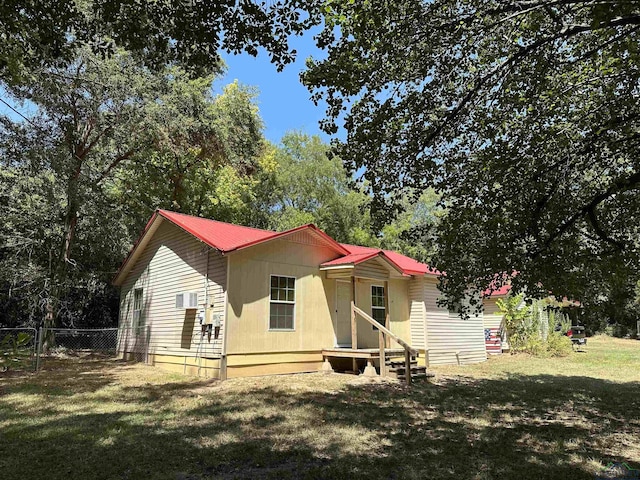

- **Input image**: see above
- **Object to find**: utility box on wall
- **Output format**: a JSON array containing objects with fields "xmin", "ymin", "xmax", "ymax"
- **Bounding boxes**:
[
  {"xmin": 204, "ymin": 307, "xmax": 214, "ymax": 325},
  {"xmin": 202, "ymin": 307, "xmax": 221, "ymax": 341},
  {"xmin": 203, "ymin": 307, "xmax": 221, "ymax": 327}
]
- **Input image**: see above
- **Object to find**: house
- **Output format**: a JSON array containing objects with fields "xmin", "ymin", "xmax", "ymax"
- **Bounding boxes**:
[
  {"xmin": 482, "ymin": 285, "xmax": 511, "ymax": 354},
  {"xmin": 482, "ymin": 284, "xmax": 586, "ymax": 356},
  {"xmin": 113, "ymin": 209, "xmax": 488, "ymax": 380}
]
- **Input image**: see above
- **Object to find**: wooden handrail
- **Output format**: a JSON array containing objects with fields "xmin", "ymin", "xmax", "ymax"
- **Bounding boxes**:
[
  {"xmin": 352, "ymin": 306, "xmax": 418, "ymax": 356},
  {"xmin": 352, "ymin": 305, "xmax": 417, "ymax": 385}
]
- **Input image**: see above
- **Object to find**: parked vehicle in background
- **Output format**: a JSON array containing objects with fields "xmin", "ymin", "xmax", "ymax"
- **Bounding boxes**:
[{"xmin": 566, "ymin": 325, "xmax": 587, "ymax": 351}]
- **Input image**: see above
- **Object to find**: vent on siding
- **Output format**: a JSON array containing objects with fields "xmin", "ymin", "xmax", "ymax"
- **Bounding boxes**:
[{"xmin": 176, "ymin": 292, "xmax": 198, "ymax": 309}]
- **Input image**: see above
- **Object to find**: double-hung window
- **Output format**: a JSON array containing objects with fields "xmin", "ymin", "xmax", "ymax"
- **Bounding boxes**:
[
  {"xmin": 133, "ymin": 288, "xmax": 144, "ymax": 329},
  {"xmin": 269, "ymin": 275, "xmax": 295, "ymax": 330},
  {"xmin": 371, "ymin": 285, "xmax": 386, "ymax": 330}
]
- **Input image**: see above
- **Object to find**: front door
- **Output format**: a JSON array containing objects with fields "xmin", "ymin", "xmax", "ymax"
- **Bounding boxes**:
[{"xmin": 335, "ymin": 280, "xmax": 352, "ymax": 347}]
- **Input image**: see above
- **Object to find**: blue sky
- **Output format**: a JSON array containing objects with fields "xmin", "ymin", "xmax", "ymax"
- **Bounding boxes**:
[{"xmin": 218, "ymin": 28, "xmax": 335, "ymax": 145}]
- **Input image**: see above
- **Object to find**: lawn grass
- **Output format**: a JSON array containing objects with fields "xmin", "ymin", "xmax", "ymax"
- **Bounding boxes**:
[{"xmin": 0, "ymin": 336, "xmax": 638, "ymax": 479}]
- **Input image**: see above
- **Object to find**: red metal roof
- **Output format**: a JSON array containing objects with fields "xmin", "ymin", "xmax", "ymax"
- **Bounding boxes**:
[
  {"xmin": 158, "ymin": 210, "xmax": 349, "ymax": 255},
  {"xmin": 320, "ymin": 251, "xmax": 381, "ymax": 268},
  {"xmin": 158, "ymin": 209, "xmax": 278, "ymax": 252},
  {"xmin": 327, "ymin": 244, "xmax": 440, "ymax": 276},
  {"xmin": 114, "ymin": 210, "xmax": 438, "ymax": 284},
  {"xmin": 484, "ymin": 284, "xmax": 512, "ymax": 297},
  {"xmin": 483, "ymin": 272, "xmax": 518, "ymax": 297},
  {"xmin": 383, "ymin": 250, "xmax": 440, "ymax": 276}
]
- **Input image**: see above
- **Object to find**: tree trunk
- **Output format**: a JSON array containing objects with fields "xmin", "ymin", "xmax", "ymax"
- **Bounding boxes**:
[{"xmin": 46, "ymin": 155, "xmax": 83, "ymax": 331}]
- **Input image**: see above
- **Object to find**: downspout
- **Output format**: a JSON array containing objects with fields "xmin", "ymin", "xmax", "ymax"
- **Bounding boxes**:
[{"xmin": 198, "ymin": 246, "xmax": 210, "ymax": 377}]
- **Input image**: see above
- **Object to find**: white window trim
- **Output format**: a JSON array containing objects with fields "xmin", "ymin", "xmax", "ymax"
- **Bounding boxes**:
[
  {"xmin": 371, "ymin": 284, "xmax": 386, "ymax": 330},
  {"xmin": 175, "ymin": 291, "xmax": 199, "ymax": 310},
  {"xmin": 268, "ymin": 274, "xmax": 296, "ymax": 332}
]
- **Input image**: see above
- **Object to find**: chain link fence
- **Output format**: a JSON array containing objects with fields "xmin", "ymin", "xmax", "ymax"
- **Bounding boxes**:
[
  {"xmin": 0, "ymin": 327, "xmax": 147, "ymax": 373},
  {"xmin": 42, "ymin": 328, "xmax": 118, "ymax": 354},
  {"xmin": 37, "ymin": 328, "xmax": 120, "ymax": 368},
  {"xmin": 0, "ymin": 327, "xmax": 38, "ymax": 372}
]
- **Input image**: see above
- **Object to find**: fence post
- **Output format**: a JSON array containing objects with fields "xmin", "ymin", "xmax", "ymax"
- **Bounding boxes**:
[{"xmin": 36, "ymin": 327, "xmax": 43, "ymax": 371}]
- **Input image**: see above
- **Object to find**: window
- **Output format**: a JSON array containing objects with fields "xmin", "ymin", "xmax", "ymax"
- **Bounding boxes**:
[
  {"xmin": 448, "ymin": 300, "xmax": 463, "ymax": 316},
  {"xmin": 133, "ymin": 288, "xmax": 144, "ymax": 328},
  {"xmin": 448, "ymin": 296, "xmax": 476, "ymax": 318},
  {"xmin": 176, "ymin": 292, "xmax": 198, "ymax": 309},
  {"xmin": 371, "ymin": 285, "xmax": 386, "ymax": 330},
  {"xmin": 269, "ymin": 275, "xmax": 295, "ymax": 330}
]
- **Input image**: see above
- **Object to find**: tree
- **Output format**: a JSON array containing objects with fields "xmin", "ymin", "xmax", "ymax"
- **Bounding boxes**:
[
  {"xmin": 251, "ymin": 132, "xmax": 443, "ymax": 255},
  {"xmin": 304, "ymin": 1, "xmax": 640, "ymax": 310},
  {"xmin": 0, "ymin": 0, "xmax": 320, "ymax": 84},
  {"xmin": 0, "ymin": 48, "xmax": 266, "ymax": 327},
  {"xmin": 113, "ymin": 80, "xmax": 265, "ymax": 232},
  {"xmin": 0, "ymin": 166, "xmax": 62, "ymax": 326},
  {"xmin": 581, "ymin": 276, "xmax": 640, "ymax": 336},
  {"xmin": 379, "ymin": 188, "xmax": 443, "ymax": 263},
  {"xmin": 253, "ymin": 132, "xmax": 376, "ymax": 245}
]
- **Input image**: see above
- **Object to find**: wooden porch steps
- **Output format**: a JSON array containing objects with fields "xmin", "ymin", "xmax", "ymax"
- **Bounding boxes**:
[
  {"xmin": 322, "ymin": 349, "xmax": 434, "ymax": 382},
  {"xmin": 384, "ymin": 358, "xmax": 432, "ymax": 381}
]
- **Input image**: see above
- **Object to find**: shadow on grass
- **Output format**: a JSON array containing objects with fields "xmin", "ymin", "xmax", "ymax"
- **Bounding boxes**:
[
  {"xmin": 1, "ymin": 358, "xmax": 120, "ymax": 396},
  {"xmin": 1, "ymin": 361, "xmax": 638, "ymax": 480}
]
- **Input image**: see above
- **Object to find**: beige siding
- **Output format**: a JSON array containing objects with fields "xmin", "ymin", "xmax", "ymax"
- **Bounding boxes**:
[
  {"xmin": 353, "ymin": 258, "xmax": 391, "ymax": 281},
  {"xmin": 389, "ymin": 279, "xmax": 410, "ymax": 345},
  {"xmin": 353, "ymin": 278, "xmax": 410, "ymax": 349},
  {"xmin": 226, "ymin": 351, "xmax": 324, "ymax": 378},
  {"xmin": 335, "ymin": 280, "xmax": 352, "ymax": 346},
  {"xmin": 225, "ymin": 237, "xmax": 337, "ymax": 355},
  {"xmin": 422, "ymin": 277, "xmax": 487, "ymax": 365},
  {"xmin": 287, "ymin": 229, "xmax": 340, "ymax": 249},
  {"xmin": 483, "ymin": 298, "xmax": 503, "ymax": 330},
  {"xmin": 409, "ymin": 277, "xmax": 426, "ymax": 349},
  {"xmin": 325, "ymin": 267, "xmax": 353, "ymax": 279},
  {"xmin": 118, "ymin": 220, "xmax": 227, "ymax": 373}
]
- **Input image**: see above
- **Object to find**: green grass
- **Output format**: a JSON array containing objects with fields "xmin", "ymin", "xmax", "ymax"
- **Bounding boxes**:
[{"xmin": 0, "ymin": 336, "xmax": 638, "ymax": 479}]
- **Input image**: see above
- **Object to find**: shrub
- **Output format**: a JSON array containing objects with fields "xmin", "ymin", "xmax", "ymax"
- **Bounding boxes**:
[
  {"xmin": 497, "ymin": 295, "xmax": 574, "ymax": 357},
  {"xmin": 545, "ymin": 333, "xmax": 573, "ymax": 357},
  {"xmin": 496, "ymin": 294, "xmax": 530, "ymax": 348},
  {"xmin": 605, "ymin": 323, "xmax": 635, "ymax": 338},
  {"xmin": 520, "ymin": 336, "xmax": 545, "ymax": 356},
  {"xmin": 510, "ymin": 313, "xmax": 539, "ymax": 351}
]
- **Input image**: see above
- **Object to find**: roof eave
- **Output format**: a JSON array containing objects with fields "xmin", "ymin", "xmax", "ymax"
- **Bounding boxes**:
[
  {"xmin": 319, "ymin": 264, "xmax": 355, "ymax": 270},
  {"xmin": 157, "ymin": 209, "xmax": 221, "ymax": 251},
  {"xmin": 112, "ymin": 210, "xmax": 163, "ymax": 286},
  {"xmin": 320, "ymin": 250, "xmax": 383, "ymax": 269},
  {"xmin": 376, "ymin": 252, "xmax": 411, "ymax": 276},
  {"xmin": 410, "ymin": 270, "xmax": 440, "ymax": 277}
]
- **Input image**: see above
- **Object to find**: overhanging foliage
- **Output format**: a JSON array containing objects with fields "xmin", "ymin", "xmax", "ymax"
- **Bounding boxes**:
[{"xmin": 304, "ymin": 1, "xmax": 640, "ymax": 311}]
